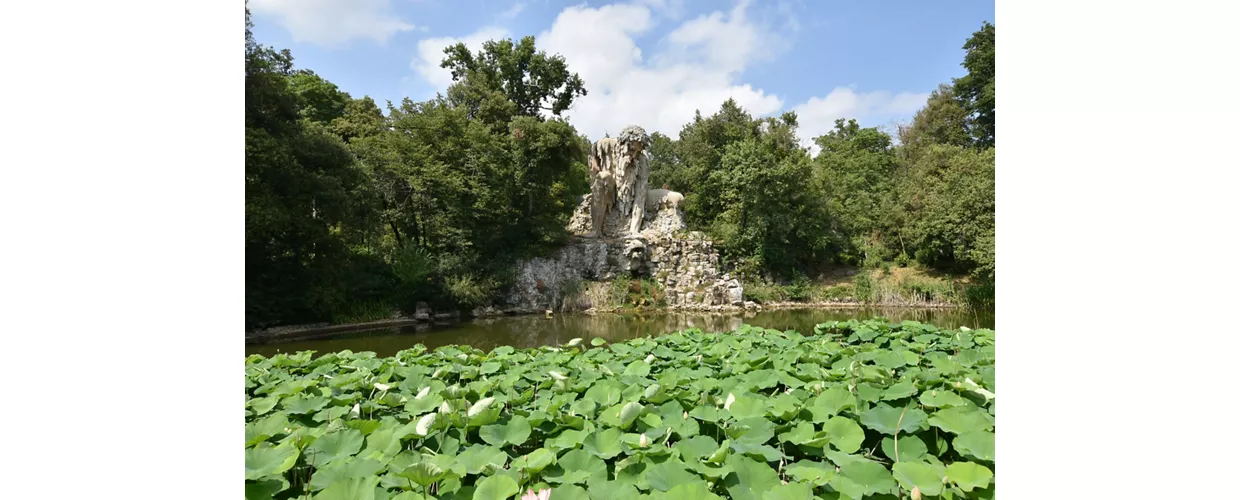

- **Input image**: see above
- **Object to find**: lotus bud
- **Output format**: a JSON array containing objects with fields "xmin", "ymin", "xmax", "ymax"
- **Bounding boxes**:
[
  {"xmin": 639, "ymin": 433, "xmax": 650, "ymax": 448},
  {"xmin": 911, "ymin": 486, "xmax": 922, "ymax": 500},
  {"xmin": 684, "ymin": 411, "xmax": 689, "ymax": 419},
  {"xmin": 645, "ymin": 354, "xmax": 655, "ymax": 364}
]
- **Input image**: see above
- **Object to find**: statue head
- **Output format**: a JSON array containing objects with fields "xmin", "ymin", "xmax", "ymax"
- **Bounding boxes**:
[{"xmin": 617, "ymin": 125, "xmax": 650, "ymax": 154}]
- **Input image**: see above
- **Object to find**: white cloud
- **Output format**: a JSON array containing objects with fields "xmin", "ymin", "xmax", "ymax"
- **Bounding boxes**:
[
  {"xmin": 635, "ymin": 0, "xmax": 687, "ymax": 19},
  {"xmin": 531, "ymin": 1, "xmax": 784, "ymax": 141},
  {"xmin": 248, "ymin": 0, "xmax": 414, "ymax": 47},
  {"xmin": 792, "ymin": 87, "xmax": 929, "ymax": 153},
  {"xmin": 412, "ymin": 26, "xmax": 510, "ymax": 89},
  {"xmin": 499, "ymin": 2, "xmax": 526, "ymax": 20}
]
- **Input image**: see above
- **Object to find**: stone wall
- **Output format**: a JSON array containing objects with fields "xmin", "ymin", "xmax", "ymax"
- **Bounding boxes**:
[{"xmin": 491, "ymin": 195, "xmax": 742, "ymax": 315}]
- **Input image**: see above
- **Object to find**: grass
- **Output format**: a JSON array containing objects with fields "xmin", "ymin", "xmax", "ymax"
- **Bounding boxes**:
[{"xmin": 742, "ymin": 264, "xmax": 983, "ymax": 306}]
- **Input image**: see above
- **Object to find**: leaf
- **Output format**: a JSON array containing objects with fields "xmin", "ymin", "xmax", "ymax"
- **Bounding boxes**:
[
  {"xmin": 414, "ymin": 413, "xmax": 437, "ymax": 436},
  {"xmin": 761, "ymin": 481, "xmax": 814, "ymax": 500},
  {"xmin": 512, "ymin": 448, "xmax": 556, "ymax": 473},
  {"xmin": 618, "ymin": 401, "xmax": 644, "ymax": 430},
  {"xmin": 919, "ymin": 389, "xmax": 966, "ymax": 408},
  {"xmin": 822, "ymin": 416, "xmax": 865, "ymax": 454},
  {"xmin": 246, "ymin": 414, "xmax": 289, "ymax": 447},
  {"xmin": 837, "ymin": 458, "xmax": 896, "ymax": 497},
  {"xmin": 645, "ymin": 459, "xmax": 701, "ymax": 492},
  {"xmin": 881, "ymin": 381, "xmax": 917, "ymax": 401},
  {"xmin": 784, "ymin": 461, "xmax": 835, "ymax": 486},
  {"xmin": 551, "ymin": 484, "xmax": 590, "ymax": 500},
  {"xmin": 623, "ymin": 360, "xmax": 651, "ymax": 378},
  {"xmin": 928, "ymin": 406, "xmax": 994, "ymax": 434},
  {"xmin": 544, "ymin": 449, "xmax": 606, "ymax": 485},
  {"xmin": 723, "ymin": 454, "xmax": 781, "ymax": 500},
  {"xmin": 860, "ymin": 403, "xmax": 926, "ymax": 435},
  {"xmin": 480, "ymin": 416, "xmax": 532, "ymax": 447},
  {"xmin": 725, "ymin": 394, "xmax": 766, "ymax": 420},
  {"xmin": 312, "ymin": 476, "xmax": 378, "ymax": 500},
  {"xmin": 591, "ymin": 338, "xmax": 607, "ymax": 346},
  {"xmin": 881, "ymin": 435, "xmax": 929, "ymax": 463},
  {"xmin": 582, "ymin": 428, "xmax": 624, "ymax": 459},
  {"xmin": 945, "ymin": 461, "xmax": 994, "ymax": 492},
  {"xmin": 472, "ymin": 474, "xmax": 519, "ymax": 500},
  {"xmin": 244, "ymin": 478, "xmax": 288, "ymax": 500},
  {"xmin": 469, "ymin": 397, "xmax": 497, "ymax": 418},
  {"xmin": 809, "ymin": 387, "xmax": 854, "ymax": 421},
  {"xmin": 892, "ymin": 461, "xmax": 947, "ymax": 496},
  {"xmin": 455, "ymin": 445, "xmax": 509, "ymax": 475},
  {"xmin": 674, "ymin": 435, "xmax": 720, "ymax": 459},
  {"xmin": 664, "ymin": 482, "xmax": 722, "ymax": 500},
  {"xmin": 397, "ymin": 461, "xmax": 446, "ymax": 487},
  {"xmin": 587, "ymin": 481, "xmax": 638, "ymax": 500},
  {"xmin": 952, "ymin": 430, "xmax": 995, "ymax": 461},
  {"xmin": 307, "ymin": 429, "xmax": 365, "ymax": 465},
  {"xmin": 244, "ymin": 444, "xmax": 299, "ymax": 480}
]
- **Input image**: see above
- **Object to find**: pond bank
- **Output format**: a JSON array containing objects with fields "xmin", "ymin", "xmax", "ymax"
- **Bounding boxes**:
[{"xmin": 246, "ymin": 301, "xmax": 977, "ymax": 347}]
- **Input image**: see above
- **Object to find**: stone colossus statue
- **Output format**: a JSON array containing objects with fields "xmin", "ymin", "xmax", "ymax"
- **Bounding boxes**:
[{"xmin": 585, "ymin": 125, "xmax": 651, "ymax": 238}]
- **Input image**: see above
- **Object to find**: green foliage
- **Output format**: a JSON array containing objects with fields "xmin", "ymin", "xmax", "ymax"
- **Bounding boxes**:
[
  {"xmin": 441, "ymin": 35, "xmax": 586, "ymax": 128},
  {"xmin": 853, "ymin": 273, "xmax": 874, "ymax": 303},
  {"xmin": 246, "ymin": 12, "xmax": 590, "ymax": 326},
  {"xmin": 953, "ymin": 22, "xmax": 996, "ymax": 148},
  {"xmin": 245, "ymin": 320, "xmax": 996, "ymax": 498}
]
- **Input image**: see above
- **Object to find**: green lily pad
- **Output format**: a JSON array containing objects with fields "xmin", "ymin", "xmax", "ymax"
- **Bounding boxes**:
[
  {"xmin": 244, "ymin": 444, "xmax": 299, "ymax": 480},
  {"xmin": 512, "ymin": 448, "xmax": 556, "ymax": 473},
  {"xmin": 860, "ymin": 403, "xmax": 926, "ymax": 435},
  {"xmin": 881, "ymin": 435, "xmax": 929, "ymax": 463},
  {"xmin": 891, "ymin": 461, "xmax": 946, "ymax": 496},
  {"xmin": 945, "ymin": 461, "xmax": 994, "ymax": 492},
  {"xmin": 307, "ymin": 429, "xmax": 364, "ymax": 465},
  {"xmin": 928, "ymin": 406, "xmax": 994, "ymax": 435},
  {"xmin": 952, "ymin": 430, "xmax": 995, "ymax": 461},
  {"xmin": 664, "ymin": 481, "xmax": 722, "ymax": 500},
  {"xmin": 472, "ymin": 474, "xmax": 519, "ymax": 500},
  {"xmin": 582, "ymin": 428, "xmax": 624, "ymax": 459},
  {"xmin": 480, "ymin": 416, "xmax": 532, "ymax": 447},
  {"xmin": 455, "ymin": 445, "xmax": 509, "ymax": 475},
  {"xmin": 312, "ymin": 476, "xmax": 379, "ymax": 500},
  {"xmin": 645, "ymin": 459, "xmax": 701, "ymax": 492},
  {"xmin": 822, "ymin": 416, "xmax": 865, "ymax": 454},
  {"xmin": 723, "ymin": 454, "xmax": 781, "ymax": 500}
]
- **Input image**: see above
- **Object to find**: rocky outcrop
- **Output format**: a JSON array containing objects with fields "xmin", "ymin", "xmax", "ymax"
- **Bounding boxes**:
[{"xmin": 501, "ymin": 199, "xmax": 741, "ymax": 313}]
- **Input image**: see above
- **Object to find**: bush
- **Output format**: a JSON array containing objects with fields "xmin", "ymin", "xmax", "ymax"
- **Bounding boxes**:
[
  {"xmin": 742, "ymin": 279, "xmax": 787, "ymax": 303},
  {"xmin": 853, "ymin": 272, "xmax": 874, "ymax": 303},
  {"xmin": 443, "ymin": 274, "xmax": 497, "ymax": 308},
  {"xmin": 785, "ymin": 274, "xmax": 812, "ymax": 301}
]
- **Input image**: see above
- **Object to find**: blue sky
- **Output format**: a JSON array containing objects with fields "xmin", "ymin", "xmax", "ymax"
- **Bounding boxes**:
[{"xmin": 248, "ymin": 0, "xmax": 993, "ymax": 149}]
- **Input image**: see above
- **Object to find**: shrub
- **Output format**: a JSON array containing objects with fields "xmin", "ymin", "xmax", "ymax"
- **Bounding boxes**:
[{"xmin": 853, "ymin": 272, "xmax": 874, "ymax": 303}]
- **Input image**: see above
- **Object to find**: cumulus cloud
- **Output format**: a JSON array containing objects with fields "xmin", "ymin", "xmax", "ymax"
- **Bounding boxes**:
[
  {"xmin": 407, "ymin": 0, "xmax": 926, "ymax": 149},
  {"xmin": 532, "ymin": 0, "xmax": 783, "ymax": 140},
  {"xmin": 793, "ymin": 87, "xmax": 930, "ymax": 153},
  {"xmin": 248, "ymin": 0, "xmax": 414, "ymax": 47},
  {"xmin": 411, "ymin": 26, "xmax": 510, "ymax": 89}
]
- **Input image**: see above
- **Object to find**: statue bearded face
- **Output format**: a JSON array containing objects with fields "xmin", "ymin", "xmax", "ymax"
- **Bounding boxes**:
[{"xmin": 627, "ymin": 139, "xmax": 645, "ymax": 155}]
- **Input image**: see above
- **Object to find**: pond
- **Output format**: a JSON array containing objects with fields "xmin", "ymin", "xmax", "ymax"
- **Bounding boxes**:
[{"xmin": 246, "ymin": 307, "xmax": 994, "ymax": 358}]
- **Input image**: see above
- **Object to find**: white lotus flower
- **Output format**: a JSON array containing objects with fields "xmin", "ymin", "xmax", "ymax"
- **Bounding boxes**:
[
  {"xmin": 374, "ymin": 383, "xmax": 390, "ymax": 392},
  {"xmin": 416, "ymin": 387, "xmax": 431, "ymax": 400},
  {"xmin": 549, "ymin": 371, "xmax": 567, "ymax": 381},
  {"xmin": 644, "ymin": 354, "xmax": 655, "ymax": 364},
  {"xmin": 724, "ymin": 393, "xmax": 737, "ymax": 410},
  {"xmin": 468, "ymin": 397, "xmax": 496, "ymax": 418},
  {"xmin": 639, "ymin": 433, "xmax": 650, "ymax": 448},
  {"xmin": 415, "ymin": 413, "xmax": 437, "ymax": 436}
]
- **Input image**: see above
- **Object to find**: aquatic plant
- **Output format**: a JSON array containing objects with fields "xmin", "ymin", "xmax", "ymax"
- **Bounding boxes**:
[{"xmin": 245, "ymin": 319, "xmax": 995, "ymax": 499}]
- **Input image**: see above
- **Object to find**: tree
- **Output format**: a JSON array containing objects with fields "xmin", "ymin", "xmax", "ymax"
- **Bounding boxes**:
[
  {"xmin": 893, "ymin": 145, "xmax": 994, "ymax": 280},
  {"xmin": 441, "ymin": 36, "xmax": 586, "ymax": 127},
  {"xmin": 288, "ymin": 70, "xmax": 351, "ymax": 124},
  {"xmin": 898, "ymin": 84, "xmax": 971, "ymax": 159},
  {"xmin": 953, "ymin": 22, "xmax": 995, "ymax": 148},
  {"xmin": 813, "ymin": 119, "xmax": 901, "ymax": 265}
]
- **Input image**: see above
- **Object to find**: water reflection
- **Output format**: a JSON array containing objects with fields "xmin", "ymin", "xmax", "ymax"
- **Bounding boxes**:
[{"xmin": 245, "ymin": 307, "xmax": 994, "ymax": 358}]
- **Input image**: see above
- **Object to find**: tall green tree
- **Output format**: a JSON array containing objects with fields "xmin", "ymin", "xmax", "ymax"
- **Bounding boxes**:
[
  {"xmin": 812, "ymin": 119, "xmax": 901, "ymax": 265},
  {"xmin": 953, "ymin": 22, "xmax": 995, "ymax": 148},
  {"xmin": 440, "ymin": 36, "xmax": 586, "ymax": 128}
]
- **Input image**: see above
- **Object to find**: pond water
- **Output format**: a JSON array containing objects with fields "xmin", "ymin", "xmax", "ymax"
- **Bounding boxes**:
[{"xmin": 246, "ymin": 307, "xmax": 994, "ymax": 358}]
